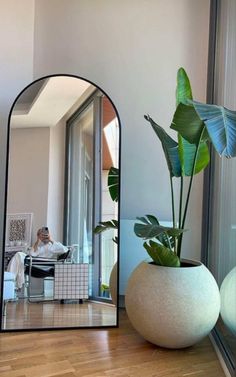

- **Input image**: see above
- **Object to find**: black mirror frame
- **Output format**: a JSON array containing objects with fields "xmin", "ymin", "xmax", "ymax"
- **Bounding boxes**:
[{"xmin": 0, "ymin": 73, "xmax": 121, "ymax": 332}]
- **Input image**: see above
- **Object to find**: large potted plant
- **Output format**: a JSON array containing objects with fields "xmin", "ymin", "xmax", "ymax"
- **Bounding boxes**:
[{"xmin": 125, "ymin": 68, "xmax": 236, "ymax": 349}]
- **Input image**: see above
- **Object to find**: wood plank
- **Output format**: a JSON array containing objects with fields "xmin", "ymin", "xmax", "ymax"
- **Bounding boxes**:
[
  {"xmin": 3, "ymin": 300, "xmax": 116, "ymax": 329},
  {"xmin": 0, "ymin": 309, "xmax": 225, "ymax": 377}
]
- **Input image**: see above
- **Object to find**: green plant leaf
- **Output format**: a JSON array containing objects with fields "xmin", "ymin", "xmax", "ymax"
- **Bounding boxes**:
[
  {"xmin": 112, "ymin": 236, "xmax": 118, "ymax": 244},
  {"xmin": 136, "ymin": 214, "xmax": 159, "ymax": 225},
  {"xmin": 144, "ymin": 240, "xmax": 180, "ymax": 267},
  {"xmin": 170, "ymin": 103, "xmax": 210, "ymax": 175},
  {"xmin": 108, "ymin": 167, "xmax": 119, "ymax": 202},
  {"xmin": 94, "ymin": 219, "xmax": 118, "ymax": 234},
  {"xmin": 173, "ymin": 69, "xmax": 210, "ymax": 176},
  {"xmin": 171, "ymin": 103, "xmax": 206, "ymax": 144},
  {"xmin": 145, "ymin": 115, "xmax": 181, "ymax": 177},
  {"xmin": 178, "ymin": 134, "xmax": 210, "ymax": 176},
  {"xmin": 176, "ymin": 67, "xmax": 193, "ymax": 106},
  {"xmin": 134, "ymin": 216, "xmax": 185, "ymax": 240},
  {"xmin": 193, "ymin": 101, "xmax": 236, "ymax": 158},
  {"xmin": 137, "ymin": 215, "xmax": 171, "ymax": 248}
]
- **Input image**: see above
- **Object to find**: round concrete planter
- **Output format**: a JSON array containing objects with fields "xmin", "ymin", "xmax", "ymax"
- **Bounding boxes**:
[
  {"xmin": 125, "ymin": 260, "xmax": 220, "ymax": 349},
  {"xmin": 109, "ymin": 262, "xmax": 117, "ymax": 305}
]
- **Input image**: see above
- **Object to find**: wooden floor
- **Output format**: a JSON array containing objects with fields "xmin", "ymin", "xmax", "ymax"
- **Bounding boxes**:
[
  {"xmin": 3, "ymin": 300, "xmax": 117, "ymax": 329},
  {"xmin": 0, "ymin": 309, "xmax": 225, "ymax": 377}
]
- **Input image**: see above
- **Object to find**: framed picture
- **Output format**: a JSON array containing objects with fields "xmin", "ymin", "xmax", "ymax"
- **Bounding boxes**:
[{"xmin": 5, "ymin": 213, "xmax": 33, "ymax": 250}]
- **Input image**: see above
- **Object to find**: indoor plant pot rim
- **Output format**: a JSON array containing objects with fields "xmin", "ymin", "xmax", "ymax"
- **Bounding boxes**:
[{"xmin": 144, "ymin": 257, "xmax": 202, "ymax": 269}]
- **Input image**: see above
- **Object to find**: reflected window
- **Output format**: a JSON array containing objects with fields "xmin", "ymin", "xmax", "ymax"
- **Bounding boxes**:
[
  {"xmin": 64, "ymin": 92, "xmax": 119, "ymax": 300},
  {"xmin": 207, "ymin": 155, "xmax": 236, "ymax": 369}
]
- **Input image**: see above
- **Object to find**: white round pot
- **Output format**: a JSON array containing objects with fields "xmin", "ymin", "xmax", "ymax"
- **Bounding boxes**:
[
  {"xmin": 125, "ymin": 260, "xmax": 220, "ymax": 349},
  {"xmin": 109, "ymin": 262, "xmax": 117, "ymax": 305}
]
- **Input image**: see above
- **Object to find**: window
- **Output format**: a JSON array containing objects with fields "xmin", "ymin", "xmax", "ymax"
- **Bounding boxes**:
[{"xmin": 64, "ymin": 91, "xmax": 119, "ymax": 300}]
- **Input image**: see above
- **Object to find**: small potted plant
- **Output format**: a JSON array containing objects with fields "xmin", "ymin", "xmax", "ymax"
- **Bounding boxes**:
[{"xmin": 125, "ymin": 68, "xmax": 236, "ymax": 349}]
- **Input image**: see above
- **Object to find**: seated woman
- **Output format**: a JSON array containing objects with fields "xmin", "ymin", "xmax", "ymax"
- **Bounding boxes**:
[
  {"xmin": 31, "ymin": 227, "xmax": 67, "ymax": 258},
  {"xmin": 7, "ymin": 227, "xmax": 67, "ymax": 289}
]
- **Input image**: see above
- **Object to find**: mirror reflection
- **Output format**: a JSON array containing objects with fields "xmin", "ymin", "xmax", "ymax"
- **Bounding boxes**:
[{"xmin": 2, "ymin": 75, "xmax": 119, "ymax": 330}]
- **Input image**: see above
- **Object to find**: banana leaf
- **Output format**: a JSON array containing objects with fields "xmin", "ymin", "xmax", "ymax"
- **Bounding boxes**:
[
  {"xmin": 144, "ymin": 115, "xmax": 181, "ymax": 177},
  {"xmin": 144, "ymin": 240, "xmax": 180, "ymax": 267},
  {"xmin": 175, "ymin": 67, "xmax": 193, "ymax": 105},
  {"xmin": 171, "ymin": 68, "xmax": 210, "ymax": 175},
  {"xmin": 193, "ymin": 101, "xmax": 236, "ymax": 158},
  {"xmin": 171, "ymin": 103, "xmax": 206, "ymax": 144},
  {"xmin": 177, "ymin": 133, "xmax": 209, "ymax": 176}
]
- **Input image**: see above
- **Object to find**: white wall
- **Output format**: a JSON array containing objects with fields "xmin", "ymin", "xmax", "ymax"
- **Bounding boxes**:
[
  {"xmin": 8, "ymin": 121, "xmax": 65, "ymax": 244},
  {"xmin": 47, "ymin": 120, "xmax": 66, "ymax": 241},
  {"xmin": 0, "ymin": 1, "xmax": 211, "ymax": 294},
  {"xmin": 33, "ymin": 0, "xmax": 210, "ymax": 261},
  {"xmin": 7, "ymin": 127, "xmax": 50, "ymax": 240},
  {"xmin": 0, "ymin": 0, "xmax": 35, "ymax": 272}
]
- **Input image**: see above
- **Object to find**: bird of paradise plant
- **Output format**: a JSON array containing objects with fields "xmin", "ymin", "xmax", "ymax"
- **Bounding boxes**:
[{"xmin": 134, "ymin": 67, "xmax": 236, "ymax": 267}]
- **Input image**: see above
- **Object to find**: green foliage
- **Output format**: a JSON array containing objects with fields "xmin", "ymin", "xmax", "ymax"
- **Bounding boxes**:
[
  {"xmin": 135, "ymin": 215, "xmax": 172, "ymax": 248},
  {"xmin": 135, "ymin": 67, "xmax": 236, "ymax": 268},
  {"xmin": 108, "ymin": 167, "xmax": 119, "ymax": 202},
  {"xmin": 144, "ymin": 241, "xmax": 180, "ymax": 267},
  {"xmin": 144, "ymin": 115, "xmax": 181, "ymax": 177},
  {"xmin": 172, "ymin": 70, "xmax": 210, "ymax": 176},
  {"xmin": 134, "ymin": 214, "xmax": 185, "ymax": 243},
  {"xmin": 171, "ymin": 103, "xmax": 206, "ymax": 144},
  {"xmin": 93, "ymin": 167, "xmax": 119, "ymax": 245},
  {"xmin": 176, "ymin": 67, "xmax": 193, "ymax": 105},
  {"xmin": 101, "ymin": 283, "xmax": 109, "ymax": 292},
  {"xmin": 192, "ymin": 101, "xmax": 236, "ymax": 158},
  {"xmin": 94, "ymin": 220, "xmax": 118, "ymax": 244},
  {"xmin": 177, "ymin": 131, "xmax": 209, "ymax": 176}
]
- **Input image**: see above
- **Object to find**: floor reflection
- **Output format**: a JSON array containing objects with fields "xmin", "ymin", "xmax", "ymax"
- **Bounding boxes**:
[{"xmin": 3, "ymin": 300, "xmax": 117, "ymax": 329}]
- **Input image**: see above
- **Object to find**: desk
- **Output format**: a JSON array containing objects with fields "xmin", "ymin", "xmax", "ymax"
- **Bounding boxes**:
[{"xmin": 54, "ymin": 263, "xmax": 89, "ymax": 300}]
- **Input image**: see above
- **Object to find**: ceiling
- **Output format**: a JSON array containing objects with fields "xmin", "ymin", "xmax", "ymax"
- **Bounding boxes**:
[{"xmin": 11, "ymin": 76, "xmax": 92, "ymax": 128}]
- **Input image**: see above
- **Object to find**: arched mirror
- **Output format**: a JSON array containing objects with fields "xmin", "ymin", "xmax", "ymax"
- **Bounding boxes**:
[{"xmin": 1, "ymin": 75, "xmax": 120, "ymax": 330}]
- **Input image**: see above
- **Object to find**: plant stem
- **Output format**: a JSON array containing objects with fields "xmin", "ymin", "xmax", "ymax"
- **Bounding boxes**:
[
  {"xmin": 166, "ymin": 232, "xmax": 172, "ymax": 250},
  {"xmin": 178, "ymin": 176, "xmax": 184, "ymax": 228},
  {"xmin": 170, "ymin": 175, "xmax": 177, "ymax": 254},
  {"xmin": 177, "ymin": 176, "xmax": 183, "ymax": 256},
  {"xmin": 177, "ymin": 131, "xmax": 204, "ymax": 258},
  {"xmin": 170, "ymin": 176, "xmax": 176, "ymax": 227}
]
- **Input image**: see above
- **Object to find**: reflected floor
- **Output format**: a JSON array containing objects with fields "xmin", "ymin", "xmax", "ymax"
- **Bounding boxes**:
[{"xmin": 3, "ymin": 300, "xmax": 117, "ymax": 329}]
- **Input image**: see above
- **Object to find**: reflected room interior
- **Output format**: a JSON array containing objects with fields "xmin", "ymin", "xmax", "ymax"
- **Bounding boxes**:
[{"xmin": 2, "ymin": 76, "xmax": 119, "ymax": 329}]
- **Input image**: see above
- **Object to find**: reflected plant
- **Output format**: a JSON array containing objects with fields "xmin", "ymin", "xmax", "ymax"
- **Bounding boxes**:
[
  {"xmin": 134, "ymin": 67, "xmax": 236, "ymax": 267},
  {"xmin": 94, "ymin": 167, "xmax": 119, "ymax": 243}
]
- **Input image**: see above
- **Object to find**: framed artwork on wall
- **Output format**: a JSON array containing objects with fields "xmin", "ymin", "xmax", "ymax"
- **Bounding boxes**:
[{"xmin": 5, "ymin": 213, "xmax": 33, "ymax": 251}]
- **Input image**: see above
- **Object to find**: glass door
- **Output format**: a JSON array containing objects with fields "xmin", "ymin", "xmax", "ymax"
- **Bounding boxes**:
[
  {"xmin": 65, "ymin": 98, "xmax": 97, "ymax": 297},
  {"xmin": 65, "ymin": 92, "xmax": 120, "ymax": 302},
  {"xmin": 100, "ymin": 97, "xmax": 119, "ymax": 298},
  {"xmin": 204, "ymin": 1, "xmax": 236, "ymax": 373},
  {"xmin": 206, "ymin": 155, "xmax": 236, "ymax": 372}
]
